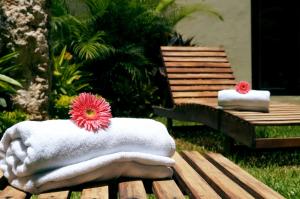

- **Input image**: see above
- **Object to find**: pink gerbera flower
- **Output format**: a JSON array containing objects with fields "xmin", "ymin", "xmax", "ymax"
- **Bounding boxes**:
[
  {"xmin": 69, "ymin": 93, "xmax": 112, "ymax": 132},
  {"xmin": 235, "ymin": 81, "xmax": 251, "ymax": 94}
]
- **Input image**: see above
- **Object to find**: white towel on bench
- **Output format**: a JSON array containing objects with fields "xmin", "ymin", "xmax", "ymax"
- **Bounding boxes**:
[
  {"xmin": 218, "ymin": 89, "xmax": 270, "ymax": 112},
  {"xmin": 0, "ymin": 118, "xmax": 175, "ymax": 193}
]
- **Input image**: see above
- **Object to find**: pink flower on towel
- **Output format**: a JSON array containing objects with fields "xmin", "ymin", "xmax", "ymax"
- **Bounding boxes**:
[
  {"xmin": 69, "ymin": 93, "xmax": 112, "ymax": 132},
  {"xmin": 235, "ymin": 81, "xmax": 251, "ymax": 94}
]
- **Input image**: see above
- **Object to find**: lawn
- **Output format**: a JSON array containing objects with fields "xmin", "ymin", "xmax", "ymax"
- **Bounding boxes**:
[{"xmin": 161, "ymin": 118, "xmax": 300, "ymax": 199}]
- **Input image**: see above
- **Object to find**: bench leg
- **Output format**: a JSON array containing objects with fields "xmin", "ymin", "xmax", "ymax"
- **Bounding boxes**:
[
  {"xmin": 224, "ymin": 136, "xmax": 234, "ymax": 154},
  {"xmin": 167, "ymin": 118, "xmax": 173, "ymax": 130}
]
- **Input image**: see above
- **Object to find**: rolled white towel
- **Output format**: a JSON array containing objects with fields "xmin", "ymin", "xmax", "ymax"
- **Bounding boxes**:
[
  {"xmin": 0, "ymin": 118, "xmax": 176, "ymax": 193},
  {"xmin": 218, "ymin": 90, "xmax": 270, "ymax": 112}
]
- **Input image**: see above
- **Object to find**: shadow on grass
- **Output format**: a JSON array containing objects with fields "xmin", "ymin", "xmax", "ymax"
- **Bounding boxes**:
[
  {"xmin": 155, "ymin": 117, "xmax": 300, "ymax": 198},
  {"xmin": 168, "ymin": 122, "xmax": 300, "ymax": 167}
]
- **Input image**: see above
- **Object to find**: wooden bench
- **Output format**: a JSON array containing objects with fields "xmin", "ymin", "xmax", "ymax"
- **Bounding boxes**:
[
  {"xmin": 0, "ymin": 151, "xmax": 284, "ymax": 198},
  {"xmin": 153, "ymin": 46, "xmax": 300, "ymax": 148}
]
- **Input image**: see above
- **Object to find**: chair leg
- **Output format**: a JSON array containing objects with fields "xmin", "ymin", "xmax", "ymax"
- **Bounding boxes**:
[
  {"xmin": 224, "ymin": 136, "xmax": 234, "ymax": 154},
  {"xmin": 167, "ymin": 118, "xmax": 173, "ymax": 130}
]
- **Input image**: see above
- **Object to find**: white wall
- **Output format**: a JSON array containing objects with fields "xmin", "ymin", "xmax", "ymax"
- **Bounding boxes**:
[{"xmin": 175, "ymin": 0, "xmax": 252, "ymax": 83}]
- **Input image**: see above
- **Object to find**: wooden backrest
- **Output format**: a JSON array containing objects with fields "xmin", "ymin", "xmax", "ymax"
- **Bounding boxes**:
[{"xmin": 161, "ymin": 46, "xmax": 236, "ymax": 104}]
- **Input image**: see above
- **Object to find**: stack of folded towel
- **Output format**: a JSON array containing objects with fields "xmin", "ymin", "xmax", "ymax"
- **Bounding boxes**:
[
  {"xmin": 0, "ymin": 118, "xmax": 176, "ymax": 193},
  {"xmin": 218, "ymin": 90, "xmax": 270, "ymax": 112}
]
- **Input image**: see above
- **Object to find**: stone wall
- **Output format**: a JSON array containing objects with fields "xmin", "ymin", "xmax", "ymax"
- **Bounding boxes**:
[{"xmin": 1, "ymin": 0, "xmax": 50, "ymax": 120}]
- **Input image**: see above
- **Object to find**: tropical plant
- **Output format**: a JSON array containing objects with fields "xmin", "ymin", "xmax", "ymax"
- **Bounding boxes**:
[
  {"xmin": 49, "ymin": 0, "xmax": 112, "ymax": 61},
  {"xmin": 0, "ymin": 110, "xmax": 28, "ymax": 135},
  {"xmin": 51, "ymin": 95, "xmax": 75, "ymax": 119},
  {"xmin": 49, "ymin": 0, "xmax": 222, "ymax": 117},
  {"xmin": 49, "ymin": 46, "xmax": 92, "ymax": 118},
  {"xmin": 51, "ymin": 46, "xmax": 92, "ymax": 97},
  {"xmin": 0, "ymin": 52, "xmax": 23, "ymax": 107}
]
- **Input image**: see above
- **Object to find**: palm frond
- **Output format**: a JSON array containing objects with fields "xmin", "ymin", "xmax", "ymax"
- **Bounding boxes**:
[
  {"xmin": 112, "ymin": 45, "xmax": 151, "ymax": 84},
  {"xmin": 155, "ymin": 0, "xmax": 175, "ymax": 13},
  {"xmin": 161, "ymin": 2, "xmax": 223, "ymax": 26},
  {"xmin": 72, "ymin": 31, "xmax": 112, "ymax": 60},
  {"xmin": 0, "ymin": 52, "xmax": 23, "ymax": 92},
  {"xmin": 50, "ymin": 0, "xmax": 69, "ymax": 16},
  {"xmin": 84, "ymin": 0, "xmax": 109, "ymax": 18},
  {"xmin": 0, "ymin": 52, "xmax": 20, "ymax": 74},
  {"xmin": 0, "ymin": 81, "xmax": 17, "ymax": 93},
  {"xmin": 0, "ymin": 74, "xmax": 22, "ymax": 88},
  {"xmin": 0, "ymin": 52, "xmax": 18, "ymax": 65}
]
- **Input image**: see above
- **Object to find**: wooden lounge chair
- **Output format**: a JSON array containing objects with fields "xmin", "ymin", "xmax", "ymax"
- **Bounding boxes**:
[
  {"xmin": 153, "ymin": 46, "xmax": 300, "ymax": 148},
  {"xmin": 0, "ymin": 151, "xmax": 284, "ymax": 198}
]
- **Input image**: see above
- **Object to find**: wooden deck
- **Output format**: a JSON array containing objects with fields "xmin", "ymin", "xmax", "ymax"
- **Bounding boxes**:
[{"xmin": 0, "ymin": 151, "xmax": 284, "ymax": 199}]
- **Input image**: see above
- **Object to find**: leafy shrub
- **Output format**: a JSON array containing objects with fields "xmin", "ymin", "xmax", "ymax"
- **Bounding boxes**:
[
  {"xmin": 0, "ymin": 52, "xmax": 23, "ymax": 109},
  {"xmin": 51, "ymin": 46, "xmax": 92, "ymax": 97},
  {"xmin": 50, "ymin": 47, "xmax": 91, "ymax": 118},
  {"xmin": 51, "ymin": 95, "xmax": 75, "ymax": 119},
  {"xmin": 0, "ymin": 110, "xmax": 28, "ymax": 135},
  {"xmin": 49, "ymin": 0, "xmax": 222, "ymax": 117}
]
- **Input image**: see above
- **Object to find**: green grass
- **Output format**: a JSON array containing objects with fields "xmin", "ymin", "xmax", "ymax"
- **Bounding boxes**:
[
  {"xmin": 256, "ymin": 125, "xmax": 300, "ymax": 138},
  {"xmin": 157, "ymin": 117, "xmax": 300, "ymax": 199}
]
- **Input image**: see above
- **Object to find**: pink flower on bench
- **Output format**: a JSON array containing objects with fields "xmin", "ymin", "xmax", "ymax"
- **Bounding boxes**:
[
  {"xmin": 69, "ymin": 92, "xmax": 112, "ymax": 132},
  {"xmin": 235, "ymin": 81, "xmax": 251, "ymax": 94}
]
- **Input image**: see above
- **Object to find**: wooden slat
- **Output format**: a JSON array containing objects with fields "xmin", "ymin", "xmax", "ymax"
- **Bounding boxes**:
[
  {"xmin": 170, "ymin": 85, "xmax": 232, "ymax": 91},
  {"xmin": 0, "ymin": 186, "xmax": 27, "ymax": 199},
  {"xmin": 256, "ymin": 137, "xmax": 300, "ymax": 148},
  {"xmin": 182, "ymin": 151, "xmax": 254, "ymax": 199},
  {"xmin": 169, "ymin": 79, "xmax": 236, "ymax": 85},
  {"xmin": 152, "ymin": 180, "xmax": 185, "ymax": 199},
  {"xmin": 38, "ymin": 190, "xmax": 69, "ymax": 199},
  {"xmin": 268, "ymin": 110, "xmax": 300, "ymax": 113},
  {"xmin": 161, "ymin": 46, "xmax": 224, "ymax": 51},
  {"xmin": 81, "ymin": 185, "xmax": 109, "ymax": 199},
  {"xmin": 269, "ymin": 107, "xmax": 300, "ymax": 110},
  {"xmin": 166, "ymin": 67, "xmax": 233, "ymax": 73},
  {"xmin": 270, "ymin": 103, "xmax": 300, "ymax": 107},
  {"xmin": 118, "ymin": 180, "xmax": 147, "ymax": 199},
  {"xmin": 162, "ymin": 51, "xmax": 227, "ymax": 57},
  {"xmin": 243, "ymin": 116, "xmax": 300, "ymax": 121},
  {"xmin": 173, "ymin": 98, "xmax": 217, "ymax": 106},
  {"xmin": 168, "ymin": 73, "xmax": 234, "ymax": 79},
  {"xmin": 164, "ymin": 62, "xmax": 231, "ymax": 67},
  {"xmin": 204, "ymin": 152, "xmax": 285, "ymax": 199},
  {"xmin": 164, "ymin": 57, "xmax": 228, "ymax": 62},
  {"xmin": 246, "ymin": 116, "xmax": 300, "ymax": 122},
  {"xmin": 228, "ymin": 111, "xmax": 300, "ymax": 116},
  {"xmin": 172, "ymin": 91, "xmax": 218, "ymax": 98},
  {"xmin": 172, "ymin": 152, "xmax": 220, "ymax": 199},
  {"xmin": 252, "ymin": 120, "xmax": 300, "ymax": 125}
]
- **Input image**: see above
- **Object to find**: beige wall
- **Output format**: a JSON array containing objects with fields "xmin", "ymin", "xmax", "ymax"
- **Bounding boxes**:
[{"xmin": 175, "ymin": 0, "xmax": 252, "ymax": 83}]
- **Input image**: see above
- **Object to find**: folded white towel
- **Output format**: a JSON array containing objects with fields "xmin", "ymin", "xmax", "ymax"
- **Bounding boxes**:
[
  {"xmin": 0, "ymin": 118, "xmax": 176, "ymax": 193},
  {"xmin": 218, "ymin": 90, "xmax": 270, "ymax": 112}
]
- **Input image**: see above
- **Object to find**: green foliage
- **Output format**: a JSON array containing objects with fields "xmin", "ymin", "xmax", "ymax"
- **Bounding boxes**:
[
  {"xmin": 256, "ymin": 126, "xmax": 300, "ymax": 138},
  {"xmin": 168, "ymin": 32, "xmax": 195, "ymax": 46},
  {"xmin": 50, "ymin": 47, "xmax": 91, "ymax": 118},
  {"xmin": 49, "ymin": 0, "xmax": 112, "ymax": 60},
  {"xmin": 0, "ymin": 110, "xmax": 28, "ymax": 135},
  {"xmin": 52, "ymin": 46, "xmax": 92, "ymax": 96},
  {"xmin": 52, "ymin": 95, "xmax": 75, "ymax": 119},
  {"xmin": 0, "ymin": 52, "xmax": 23, "ymax": 108},
  {"xmin": 49, "ymin": 0, "xmax": 222, "ymax": 117},
  {"xmin": 0, "ymin": 52, "xmax": 23, "ymax": 93}
]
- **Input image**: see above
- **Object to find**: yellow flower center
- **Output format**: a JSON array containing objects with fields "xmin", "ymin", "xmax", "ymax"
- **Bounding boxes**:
[{"xmin": 85, "ymin": 109, "xmax": 96, "ymax": 118}]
